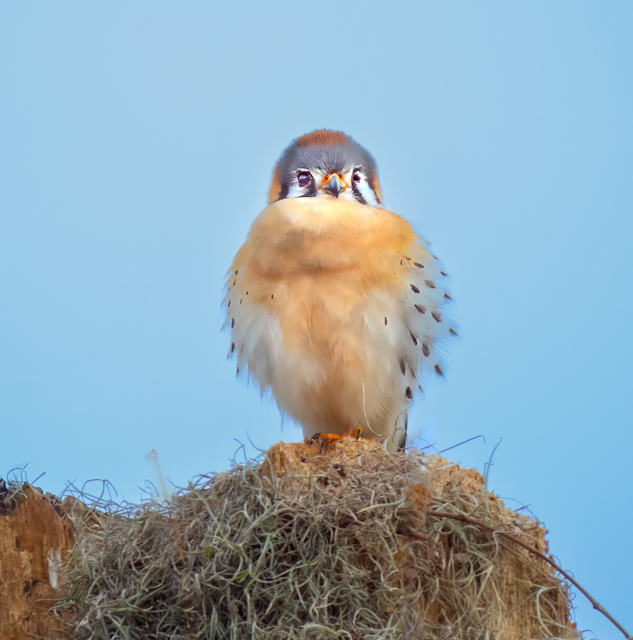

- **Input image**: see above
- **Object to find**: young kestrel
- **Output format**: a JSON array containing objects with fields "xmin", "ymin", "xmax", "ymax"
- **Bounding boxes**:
[{"xmin": 224, "ymin": 130, "xmax": 455, "ymax": 451}]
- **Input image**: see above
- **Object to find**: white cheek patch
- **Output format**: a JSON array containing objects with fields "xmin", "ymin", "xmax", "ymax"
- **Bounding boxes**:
[
  {"xmin": 357, "ymin": 178, "xmax": 381, "ymax": 207},
  {"xmin": 286, "ymin": 182, "xmax": 305, "ymax": 198}
]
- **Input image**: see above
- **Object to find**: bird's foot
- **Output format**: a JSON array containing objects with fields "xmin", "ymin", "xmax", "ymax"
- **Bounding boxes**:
[
  {"xmin": 342, "ymin": 426, "xmax": 363, "ymax": 441},
  {"xmin": 308, "ymin": 432, "xmax": 343, "ymax": 454},
  {"xmin": 308, "ymin": 428, "xmax": 363, "ymax": 453}
]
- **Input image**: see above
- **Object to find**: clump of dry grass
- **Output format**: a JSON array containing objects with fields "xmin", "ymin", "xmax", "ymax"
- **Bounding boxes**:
[{"xmin": 59, "ymin": 447, "xmax": 580, "ymax": 640}]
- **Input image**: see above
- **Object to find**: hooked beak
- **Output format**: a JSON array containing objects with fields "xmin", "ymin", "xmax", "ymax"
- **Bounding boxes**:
[{"xmin": 322, "ymin": 173, "xmax": 346, "ymax": 198}]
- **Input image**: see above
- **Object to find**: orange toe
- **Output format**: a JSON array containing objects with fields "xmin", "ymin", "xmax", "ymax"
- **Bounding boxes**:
[
  {"xmin": 342, "ymin": 426, "xmax": 363, "ymax": 441},
  {"xmin": 308, "ymin": 432, "xmax": 343, "ymax": 453}
]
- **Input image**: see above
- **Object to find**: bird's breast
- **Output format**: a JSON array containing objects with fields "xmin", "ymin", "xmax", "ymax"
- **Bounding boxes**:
[
  {"xmin": 224, "ymin": 197, "xmax": 452, "ymax": 436},
  {"xmin": 240, "ymin": 198, "xmax": 416, "ymax": 298}
]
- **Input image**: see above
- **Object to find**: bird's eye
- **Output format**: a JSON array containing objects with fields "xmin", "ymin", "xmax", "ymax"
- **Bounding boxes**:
[
  {"xmin": 297, "ymin": 171, "xmax": 313, "ymax": 188},
  {"xmin": 352, "ymin": 170, "xmax": 362, "ymax": 184}
]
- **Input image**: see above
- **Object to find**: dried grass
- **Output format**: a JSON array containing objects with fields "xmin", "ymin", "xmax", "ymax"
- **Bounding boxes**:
[{"xmin": 57, "ymin": 447, "xmax": 581, "ymax": 640}]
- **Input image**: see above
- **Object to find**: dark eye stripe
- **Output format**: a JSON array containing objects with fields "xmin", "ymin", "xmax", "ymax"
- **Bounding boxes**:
[
  {"xmin": 300, "ymin": 182, "xmax": 317, "ymax": 198},
  {"xmin": 277, "ymin": 181, "xmax": 289, "ymax": 200},
  {"xmin": 351, "ymin": 173, "xmax": 368, "ymax": 205}
]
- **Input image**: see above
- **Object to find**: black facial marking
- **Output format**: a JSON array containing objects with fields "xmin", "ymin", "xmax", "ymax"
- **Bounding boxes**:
[
  {"xmin": 351, "ymin": 172, "xmax": 368, "ymax": 204},
  {"xmin": 399, "ymin": 358, "xmax": 406, "ymax": 375},
  {"xmin": 422, "ymin": 343, "xmax": 430, "ymax": 357},
  {"xmin": 414, "ymin": 304, "xmax": 426, "ymax": 314},
  {"xmin": 300, "ymin": 184, "xmax": 317, "ymax": 198},
  {"xmin": 410, "ymin": 331, "xmax": 418, "ymax": 346},
  {"xmin": 425, "ymin": 280, "xmax": 436, "ymax": 289},
  {"xmin": 432, "ymin": 311, "xmax": 442, "ymax": 323},
  {"xmin": 410, "ymin": 284, "xmax": 420, "ymax": 294},
  {"xmin": 278, "ymin": 182, "xmax": 290, "ymax": 200}
]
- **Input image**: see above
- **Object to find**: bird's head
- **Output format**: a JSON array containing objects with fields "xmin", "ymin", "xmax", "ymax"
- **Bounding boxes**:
[{"xmin": 267, "ymin": 129, "xmax": 383, "ymax": 208}]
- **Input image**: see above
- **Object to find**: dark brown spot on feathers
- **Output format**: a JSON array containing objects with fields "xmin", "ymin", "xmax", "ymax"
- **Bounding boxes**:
[
  {"xmin": 233, "ymin": 280, "xmax": 236, "ymax": 286},
  {"xmin": 400, "ymin": 358, "xmax": 406, "ymax": 375},
  {"xmin": 410, "ymin": 284, "xmax": 420, "ymax": 294},
  {"xmin": 384, "ymin": 317, "xmax": 388, "ymax": 325},
  {"xmin": 231, "ymin": 342, "xmax": 235, "ymax": 353},
  {"xmin": 246, "ymin": 291, "xmax": 248, "ymax": 295},
  {"xmin": 405, "ymin": 387, "xmax": 413, "ymax": 399},
  {"xmin": 432, "ymin": 311, "xmax": 442, "ymax": 323},
  {"xmin": 444, "ymin": 292, "xmax": 452, "ymax": 300},
  {"xmin": 434, "ymin": 364, "xmax": 443, "ymax": 376},
  {"xmin": 235, "ymin": 270, "xmax": 238, "ymax": 275},
  {"xmin": 271, "ymin": 294, "xmax": 274, "ymax": 300},
  {"xmin": 240, "ymin": 299, "xmax": 242, "ymax": 304},
  {"xmin": 410, "ymin": 331, "xmax": 418, "ymax": 346},
  {"xmin": 422, "ymin": 343, "xmax": 430, "ymax": 357},
  {"xmin": 425, "ymin": 280, "xmax": 436, "ymax": 289},
  {"xmin": 414, "ymin": 262, "xmax": 424, "ymax": 268},
  {"xmin": 231, "ymin": 318, "xmax": 235, "ymax": 328},
  {"xmin": 440, "ymin": 271, "xmax": 447, "ymax": 276},
  {"xmin": 404, "ymin": 256, "xmax": 411, "ymax": 261},
  {"xmin": 414, "ymin": 304, "xmax": 426, "ymax": 314},
  {"xmin": 228, "ymin": 301, "xmax": 231, "ymax": 308},
  {"xmin": 236, "ymin": 366, "xmax": 239, "ymax": 374},
  {"xmin": 449, "ymin": 328, "xmax": 458, "ymax": 336}
]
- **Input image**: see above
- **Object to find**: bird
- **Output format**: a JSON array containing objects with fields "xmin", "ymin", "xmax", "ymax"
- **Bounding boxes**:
[{"xmin": 223, "ymin": 130, "xmax": 455, "ymax": 451}]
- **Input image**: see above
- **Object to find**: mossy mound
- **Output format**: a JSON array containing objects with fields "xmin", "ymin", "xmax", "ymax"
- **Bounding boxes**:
[{"xmin": 59, "ymin": 441, "xmax": 579, "ymax": 640}]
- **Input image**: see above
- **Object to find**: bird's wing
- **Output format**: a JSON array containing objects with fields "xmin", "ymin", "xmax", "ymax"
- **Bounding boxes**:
[{"xmin": 399, "ymin": 239, "xmax": 457, "ymax": 384}]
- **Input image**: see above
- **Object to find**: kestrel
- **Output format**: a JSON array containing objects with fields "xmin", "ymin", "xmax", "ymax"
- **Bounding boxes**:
[{"xmin": 224, "ymin": 130, "xmax": 455, "ymax": 451}]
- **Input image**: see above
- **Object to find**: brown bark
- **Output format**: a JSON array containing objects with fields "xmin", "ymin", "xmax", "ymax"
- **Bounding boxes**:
[{"xmin": 0, "ymin": 485, "xmax": 76, "ymax": 640}]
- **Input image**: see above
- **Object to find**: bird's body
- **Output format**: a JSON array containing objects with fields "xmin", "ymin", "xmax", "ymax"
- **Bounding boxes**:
[{"xmin": 224, "ymin": 130, "xmax": 454, "ymax": 450}]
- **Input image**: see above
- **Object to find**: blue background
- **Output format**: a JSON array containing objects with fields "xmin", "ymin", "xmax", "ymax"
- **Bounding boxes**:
[{"xmin": 1, "ymin": 3, "xmax": 631, "ymax": 637}]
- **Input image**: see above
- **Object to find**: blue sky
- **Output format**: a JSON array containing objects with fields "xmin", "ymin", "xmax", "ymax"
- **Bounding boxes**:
[{"xmin": 1, "ymin": 3, "xmax": 631, "ymax": 637}]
